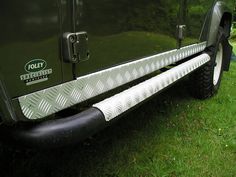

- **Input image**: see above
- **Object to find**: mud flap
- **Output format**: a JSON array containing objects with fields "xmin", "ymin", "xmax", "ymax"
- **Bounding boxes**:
[{"xmin": 223, "ymin": 38, "xmax": 233, "ymax": 71}]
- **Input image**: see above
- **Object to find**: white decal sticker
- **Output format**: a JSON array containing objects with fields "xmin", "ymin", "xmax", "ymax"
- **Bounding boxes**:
[{"xmin": 20, "ymin": 59, "xmax": 52, "ymax": 85}]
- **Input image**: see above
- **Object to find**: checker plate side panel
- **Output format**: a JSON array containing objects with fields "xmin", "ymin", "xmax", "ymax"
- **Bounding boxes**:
[{"xmin": 18, "ymin": 42, "xmax": 206, "ymax": 120}]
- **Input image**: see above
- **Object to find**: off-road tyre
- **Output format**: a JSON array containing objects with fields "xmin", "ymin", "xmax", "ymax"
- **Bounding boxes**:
[{"xmin": 190, "ymin": 27, "xmax": 227, "ymax": 99}]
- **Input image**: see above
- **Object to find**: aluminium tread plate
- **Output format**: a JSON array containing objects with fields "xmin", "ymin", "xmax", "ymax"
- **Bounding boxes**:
[
  {"xmin": 18, "ymin": 42, "xmax": 207, "ymax": 120},
  {"xmin": 93, "ymin": 53, "xmax": 211, "ymax": 121}
]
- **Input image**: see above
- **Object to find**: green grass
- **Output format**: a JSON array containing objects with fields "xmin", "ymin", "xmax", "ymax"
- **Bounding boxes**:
[
  {"xmin": 1, "ymin": 62, "xmax": 236, "ymax": 177},
  {"xmin": 231, "ymin": 42, "xmax": 236, "ymax": 55},
  {"xmin": 230, "ymin": 27, "xmax": 236, "ymax": 54}
]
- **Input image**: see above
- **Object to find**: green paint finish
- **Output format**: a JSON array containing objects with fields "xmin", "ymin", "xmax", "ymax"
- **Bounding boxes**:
[
  {"xmin": 180, "ymin": 0, "xmax": 215, "ymax": 46},
  {"xmin": 74, "ymin": 0, "xmax": 180, "ymax": 77},
  {"xmin": 0, "ymin": 0, "xmax": 73, "ymax": 98}
]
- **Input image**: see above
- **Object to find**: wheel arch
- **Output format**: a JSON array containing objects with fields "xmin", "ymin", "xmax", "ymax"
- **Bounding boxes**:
[
  {"xmin": 200, "ymin": 1, "xmax": 233, "ymax": 71},
  {"xmin": 200, "ymin": 1, "xmax": 233, "ymax": 47}
]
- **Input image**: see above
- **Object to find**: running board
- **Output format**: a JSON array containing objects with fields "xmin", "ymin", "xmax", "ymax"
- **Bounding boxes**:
[
  {"xmin": 93, "ymin": 53, "xmax": 210, "ymax": 121},
  {"xmin": 2, "ymin": 53, "xmax": 210, "ymax": 147},
  {"xmin": 18, "ymin": 42, "xmax": 206, "ymax": 120}
]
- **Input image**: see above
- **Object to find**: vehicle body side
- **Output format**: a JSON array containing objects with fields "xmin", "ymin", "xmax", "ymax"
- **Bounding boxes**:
[{"xmin": 0, "ymin": 0, "xmax": 234, "ymax": 124}]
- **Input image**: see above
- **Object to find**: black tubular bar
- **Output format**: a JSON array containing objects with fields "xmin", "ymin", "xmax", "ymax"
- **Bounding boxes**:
[{"xmin": 0, "ymin": 108, "xmax": 106, "ymax": 148}]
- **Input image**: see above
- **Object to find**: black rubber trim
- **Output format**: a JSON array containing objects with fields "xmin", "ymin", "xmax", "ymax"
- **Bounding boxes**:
[{"xmin": 0, "ymin": 108, "xmax": 106, "ymax": 148}]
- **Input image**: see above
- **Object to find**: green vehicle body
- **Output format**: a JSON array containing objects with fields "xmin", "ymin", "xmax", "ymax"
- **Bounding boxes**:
[{"xmin": 0, "ymin": 0, "xmax": 234, "ymax": 147}]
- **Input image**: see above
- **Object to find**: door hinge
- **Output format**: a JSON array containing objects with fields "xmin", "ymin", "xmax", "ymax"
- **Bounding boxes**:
[{"xmin": 63, "ymin": 32, "xmax": 89, "ymax": 63}]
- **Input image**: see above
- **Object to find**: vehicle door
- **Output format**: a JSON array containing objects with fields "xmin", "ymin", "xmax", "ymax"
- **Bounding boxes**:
[
  {"xmin": 70, "ymin": 0, "xmax": 180, "ymax": 77},
  {"xmin": 0, "ymin": 0, "xmax": 74, "ymax": 98},
  {"xmin": 179, "ymin": 0, "xmax": 216, "ymax": 47}
]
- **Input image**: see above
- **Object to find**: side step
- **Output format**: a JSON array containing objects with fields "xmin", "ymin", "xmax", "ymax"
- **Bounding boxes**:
[
  {"xmin": 18, "ymin": 42, "xmax": 207, "ymax": 121},
  {"xmin": 93, "ymin": 53, "xmax": 210, "ymax": 121},
  {"xmin": 1, "ymin": 53, "xmax": 210, "ymax": 147}
]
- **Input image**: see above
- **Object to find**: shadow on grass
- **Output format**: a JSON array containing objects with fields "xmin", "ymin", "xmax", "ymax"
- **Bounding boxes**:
[{"xmin": 0, "ymin": 80, "xmax": 193, "ymax": 177}]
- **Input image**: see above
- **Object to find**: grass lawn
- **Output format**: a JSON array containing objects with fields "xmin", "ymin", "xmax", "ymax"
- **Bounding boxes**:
[
  {"xmin": 0, "ymin": 61, "xmax": 236, "ymax": 177},
  {"xmin": 231, "ymin": 42, "xmax": 236, "ymax": 55}
]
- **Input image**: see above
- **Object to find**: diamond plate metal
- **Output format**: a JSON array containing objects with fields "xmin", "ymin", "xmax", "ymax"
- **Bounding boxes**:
[
  {"xmin": 18, "ymin": 42, "xmax": 207, "ymax": 120},
  {"xmin": 94, "ymin": 53, "xmax": 211, "ymax": 121}
]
